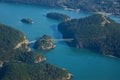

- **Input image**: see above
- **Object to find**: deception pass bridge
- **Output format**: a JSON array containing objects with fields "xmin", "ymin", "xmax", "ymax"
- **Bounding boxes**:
[{"xmin": 29, "ymin": 38, "xmax": 74, "ymax": 44}]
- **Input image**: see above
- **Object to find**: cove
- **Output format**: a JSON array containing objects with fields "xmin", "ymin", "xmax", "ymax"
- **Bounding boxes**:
[{"xmin": 0, "ymin": 2, "xmax": 120, "ymax": 80}]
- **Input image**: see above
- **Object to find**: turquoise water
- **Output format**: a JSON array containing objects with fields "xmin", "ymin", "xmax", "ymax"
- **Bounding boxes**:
[{"xmin": 0, "ymin": 3, "xmax": 120, "ymax": 80}]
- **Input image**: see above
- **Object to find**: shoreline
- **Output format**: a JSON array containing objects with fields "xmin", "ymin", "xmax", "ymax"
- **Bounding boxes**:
[{"xmin": 67, "ymin": 73, "xmax": 73, "ymax": 80}]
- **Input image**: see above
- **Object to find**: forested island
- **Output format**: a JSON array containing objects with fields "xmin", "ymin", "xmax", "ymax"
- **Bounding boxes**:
[
  {"xmin": 46, "ymin": 12, "xmax": 71, "ymax": 21},
  {"xmin": 0, "ymin": 23, "xmax": 71, "ymax": 80},
  {"xmin": 58, "ymin": 14, "xmax": 120, "ymax": 58},
  {"xmin": 34, "ymin": 35, "xmax": 55, "ymax": 50},
  {"xmin": 1, "ymin": 0, "xmax": 120, "ymax": 16},
  {"xmin": 21, "ymin": 18, "xmax": 33, "ymax": 24}
]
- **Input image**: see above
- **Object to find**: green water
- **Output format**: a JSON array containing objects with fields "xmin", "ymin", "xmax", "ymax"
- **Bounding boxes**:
[{"xmin": 0, "ymin": 2, "xmax": 120, "ymax": 80}]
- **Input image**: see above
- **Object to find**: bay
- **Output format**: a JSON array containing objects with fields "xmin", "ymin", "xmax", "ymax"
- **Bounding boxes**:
[{"xmin": 0, "ymin": 2, "xmax": 120, "ymax": 80}]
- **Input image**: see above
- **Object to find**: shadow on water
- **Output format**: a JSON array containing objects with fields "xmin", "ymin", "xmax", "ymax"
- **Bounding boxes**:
[
  {"xmin": 50, "ymin": 24, "xmax": 61, "ymax": 38},
  {"xmin": 50, "ymin": 24, "xmax": 68, "ymax": 46}
]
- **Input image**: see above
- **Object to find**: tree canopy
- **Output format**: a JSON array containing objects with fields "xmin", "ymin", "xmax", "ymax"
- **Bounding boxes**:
[{"xmin": 58, "ymin": 14, "xmax": 120, "ymax": 57}]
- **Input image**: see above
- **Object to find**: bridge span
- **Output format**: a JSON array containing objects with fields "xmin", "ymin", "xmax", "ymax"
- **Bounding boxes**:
[{"xmin": 29, "ymin": 38, "xmax": 73, "ymax": 44}]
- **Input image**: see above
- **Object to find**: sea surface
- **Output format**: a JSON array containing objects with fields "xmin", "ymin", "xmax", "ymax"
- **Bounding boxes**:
[{"xmin": 0, "ymin": 2, "xmax": 120, "ymax": 80}]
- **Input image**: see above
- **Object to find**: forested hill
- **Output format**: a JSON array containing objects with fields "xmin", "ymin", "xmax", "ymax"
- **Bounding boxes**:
[
  {"xmin": 1, "ymin": 0, "xmax": 120, "ymax": 15},
  {"xmin": 0, "ymin": 23, "xmax": 70, "ymax": 80},
  {"xmin": 58, "ymin": 14, "xmax": 120, "ymax": 58}
]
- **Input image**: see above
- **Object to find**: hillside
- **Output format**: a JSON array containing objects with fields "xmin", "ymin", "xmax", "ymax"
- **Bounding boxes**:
[
  {"xmin": 58, "ymin": 14, "xmax": 120, "ymax": 58},
  {"xmin": 0, "ymin": 62, "xmax": 69, "ymax": 80},
  {"xmin": 0, "ymin": 23, "xmax": 71, "ymax": 80},
  {"xmin": 0, "ymin": 23, "xmax": 44, "ymax": 63},
  {"xmin": 1, "ymin": 0, "xmax": 120, "ymax": 16}
]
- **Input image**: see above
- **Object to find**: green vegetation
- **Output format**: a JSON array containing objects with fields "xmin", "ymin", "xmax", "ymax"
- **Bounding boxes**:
[
  {"xmin": 0, "ymin": 23, "xmax": 24, "ymax": 50},
  {"xmin": 58, "ymin": 14, "xmax": 120, "ymax": 58},
  {"xmin": 1, "ymin": 0, "xmax": 120, "ymax": 16},
  {"xmin": 34, "ymin": 35, "xmax": 55, "ymax": 50},
  {"xmin": 0, "ymin": 58, "xmax": 69, "ymax": 80},
  {"xmin": 0, "ymin": 23, "xmax": 43, "ymax": 63},
  {"xmin": 0, "ymin": 62, "xmax": 68, "ymax": 80},
  {"xmin": 21, "ymin": 18, "xmax": 33, "ymax": 24},
  {"xmin": 46, "ymin": 12, "xmax": 71, "ymax": 21},
  {"xmin": 0, "ymin": 23, "xmax": 70, "ymax": 80}
]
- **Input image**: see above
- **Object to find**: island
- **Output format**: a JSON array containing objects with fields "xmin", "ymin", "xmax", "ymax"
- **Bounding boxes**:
[
  {"xmin": 33, "ymin": 35, "xmax": 55, "ymax": 50},
  {"xmin": 46, "ymin": 12, "xmax": 71, "ymax": 21},
  {"xmin": 21, "ymin": 18, "xmax": 33, "ymax": 24},
  {"xmin": 0, "ymin": 23, "xmax": 71, "ymax": 80},
  {"xmin": 58, "ymin": 14, "xmax": 120, "ymax": 58}
]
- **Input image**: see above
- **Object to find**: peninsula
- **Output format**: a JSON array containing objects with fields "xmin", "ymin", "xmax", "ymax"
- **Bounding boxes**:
[{"xmin": 58, "ymin": 14, "xmax": 120, "ymax": 58}]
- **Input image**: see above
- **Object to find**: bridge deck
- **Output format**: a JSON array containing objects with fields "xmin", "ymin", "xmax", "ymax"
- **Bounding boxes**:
[{"xmin": 29, "ymin": 39, "xmax": 73, "ymax": 44}]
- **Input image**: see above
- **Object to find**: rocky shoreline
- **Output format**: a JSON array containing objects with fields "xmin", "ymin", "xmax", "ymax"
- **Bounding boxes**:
[
  {"xmin": 67, "ymin": 73, "xmax": 73, "ymax": 80},
  {"xmin": 33, "ymin": 35, "xmax": 55, "ymax": 50}
]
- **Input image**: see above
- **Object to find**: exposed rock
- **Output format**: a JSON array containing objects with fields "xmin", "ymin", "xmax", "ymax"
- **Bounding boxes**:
[
  {"xmin": 62, "ymin": 73, "xmax": 72, "ymax": 80},
  {"xmin": 67, "ymin": 73, "xmax": 72, "ymax": 80},
  {"xmin": 0, "ymin": 61, "xmax": 3, "ymax": 67},
  {"xmin": 101, "ymin": 15, "xmax": 110, "ymax": 26},
  {"xmin": 14, "ymin": 36, "xmax": 31, "ymax": 52},
  {"xmin": 34, "ymin": 57, "xmax": 46, "ymax": 63}
]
